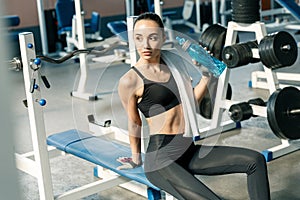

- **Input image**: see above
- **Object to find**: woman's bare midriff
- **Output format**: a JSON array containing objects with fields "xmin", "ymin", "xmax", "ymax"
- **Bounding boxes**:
[{"xmin": 145, "ymin": 104, "xmax": 185, "ymax": 135}]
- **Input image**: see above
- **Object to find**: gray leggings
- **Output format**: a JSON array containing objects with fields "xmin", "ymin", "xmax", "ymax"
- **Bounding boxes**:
[{"xmin": 144, "ymin": 134, "xmax": 270, "ymax": 200}]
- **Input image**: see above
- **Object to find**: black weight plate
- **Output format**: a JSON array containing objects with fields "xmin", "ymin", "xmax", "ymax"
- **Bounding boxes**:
[
  {"xmin": 207, "ymin": 26, "xmax": 224, "ymax": 52},
  {"xmin": 239, "ymin": 43, "xmax": 253, "ymax": 65},
  {"xmin": 259, "ymin": 36, "xmax": 275, "ymax": 68},
  {"xmin": 200, "ymin": 24, "xmax": 224, "ymax": 48},
  {"xmin": 232, "ymin": 14, "xmax": 260, "ymax": 20},
  {"xmin": 200, "ymin": 24, "xmax": 227, "ymax": 60},
  {"xmin": 211, "ymin": 30, "xmax": 226, "ymax": 60},
  {"xmin": 222, "ymin": 43, "xmax": 253, "ymax": 68},
  {"xmin": 232, "ymin": 4, "xmax": 259, "ymax": 7},
  {"xmin": 222, "ymin": 45, "xmax": 240, "ymax": 68},
  {"xmin": 267, "ymin": 87, "xmax": 300, "ymax": 140},
  {"xmin": 232, "ymin": 15, "xmax": 260, "ymax": 24},
  {"xmin": 232, "ymin": 0, "xmax": 259, "ymax": 5},
  {"xmin": 265, "ymin": 35, "xmax": 281, "ymax": 68},
  {"xmin": 232, "ymin": 5, "xmax": 259, "ymax": 10},
  {"xmin": 272, "ymin": 31, "xmax": 298, "ymax": 68},
  {"xmin": 200, "ymin": 24, "xmax": 217, "ymax": 48},
  {"xmin": 229, "ymin": 102, "xmax": 253, "ymax": 122},
  {"xmin": 260, "ymin": 31, "xmax": 298, "ymax": 69},
  {"xmin": 208, "ymin": 26, "xmax": 226, "ymax": 50}
]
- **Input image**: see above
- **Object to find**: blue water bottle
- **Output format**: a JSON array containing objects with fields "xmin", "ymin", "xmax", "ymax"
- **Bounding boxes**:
[{"xmin": 176, "ymin": 36, "xmax": 226, "ymax": 77}]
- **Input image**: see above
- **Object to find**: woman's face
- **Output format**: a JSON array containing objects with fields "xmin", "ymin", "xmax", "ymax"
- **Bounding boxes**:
[{"xmin": 133, "ymin": 19, "xmax": 165, "ymax": 62}]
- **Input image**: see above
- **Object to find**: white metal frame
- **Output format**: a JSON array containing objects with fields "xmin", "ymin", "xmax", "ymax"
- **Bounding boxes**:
[
  {"xmin": 70, "ymin": 0, "xmax": 103, "ymax": 101},
  {"xmin": 250, "ymin": 71, "xmax": 300, "ymax": 90},
  {"xmin": 16, "ymin": 32, "xmax": 54, "ymax": 200},
  {"xmin": 16, "ymin": 32, "xmax": 175, "ymax": 200}
]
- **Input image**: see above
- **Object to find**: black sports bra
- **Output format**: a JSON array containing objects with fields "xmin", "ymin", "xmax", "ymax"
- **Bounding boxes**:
[{"xmin": 132, "ymin": 66, "xmax": 181, "ymax": 118}]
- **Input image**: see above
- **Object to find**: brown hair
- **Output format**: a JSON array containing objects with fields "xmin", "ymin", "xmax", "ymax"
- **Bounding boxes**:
[{"xmin": 133, "ymin": 12, "xmax": 164, "ymax": 29}]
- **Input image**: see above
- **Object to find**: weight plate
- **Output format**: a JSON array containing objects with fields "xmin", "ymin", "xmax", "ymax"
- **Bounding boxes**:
[
  {"xmin": 200, "ymin": 25, "xmax": 215, "ymax": 47},
  {"xmin": 267, "ymin": 87, "xmax": 300, "ymax": 140},
  {"xmin": 232, "ymin": 15, "xmax": 260, "ymax": 23},
  {"xmin": 222, "ymin": 42, "xmax": 253, "ymax": 68},
  {"xmin": 232, "ymin": 0, "xmax": 259, "ymax": 5},
  {"xmin": 272, "ymin": 31, "xmax": 298, "ymax": 68},
  {"xmin": 265, "ymin": 35, "xmax": 280, "ymax": 68},
  {"xmin": 222, "ymin": 45, "xmax": 240, "ymax": 68},
  {"xmin": 229, "ymin": 102, "xmax": 253, "ymax": 122},
  {"xmin": 200, "ymin": 24, "xmax": 227, "ymax": 60},
  {"xmin": 259, "ymin": 35, "xmax": 276, "ymax": 68},
  {"xmin": 259, "ymin": 31, "xmax": 298, "ymax": 69}
]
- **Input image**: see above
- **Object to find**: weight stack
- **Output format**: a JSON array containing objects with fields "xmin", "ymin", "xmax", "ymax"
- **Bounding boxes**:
[{"xmin": 231, "ymin": 0, "xmax": 260, "ymax": 24}]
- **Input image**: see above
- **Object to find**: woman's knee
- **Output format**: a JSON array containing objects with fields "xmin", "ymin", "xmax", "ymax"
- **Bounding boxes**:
[{"xmin": 247, "ymin": 151, "xmax": 267, "ymax": 175}]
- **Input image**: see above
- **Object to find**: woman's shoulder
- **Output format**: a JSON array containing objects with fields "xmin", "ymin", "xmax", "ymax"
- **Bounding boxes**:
[{"xmin": 119, "ymin": 67, "xmax": 140, "ymax": 89}]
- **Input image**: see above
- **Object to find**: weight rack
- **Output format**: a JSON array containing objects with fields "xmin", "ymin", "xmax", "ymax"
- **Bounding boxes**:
[{"xmin": 212, "ymin": 20, "xmax": 300, "ymax": 162}]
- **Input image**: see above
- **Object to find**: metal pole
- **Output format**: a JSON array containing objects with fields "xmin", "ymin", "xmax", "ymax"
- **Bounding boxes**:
[
  {"xmin": 36, "ymin": 0, "xmax": 48, "ymax": 55},
  {"xmin": 19, "ymin": 32, "xmax": 54, "ymax": 200},
  {"xmin": 154, "ymin": 0, "xmax": 162, "ymax": 18},
  {"xmin": 212, "ymin": 0, "xmax": 218, "ymax": 24}
]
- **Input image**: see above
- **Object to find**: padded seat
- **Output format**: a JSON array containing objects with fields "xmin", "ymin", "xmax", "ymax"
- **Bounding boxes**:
[
  {"xmin": 47, "ymin": 129, "xmax": 159, "ymax": 191},
  {"xmin": 2, "ymin": 15, "xmax": 20, "ymax": 27},
  {"xmin": 107, "ymin": 20, "xmax": 128, "ymax": 42}
]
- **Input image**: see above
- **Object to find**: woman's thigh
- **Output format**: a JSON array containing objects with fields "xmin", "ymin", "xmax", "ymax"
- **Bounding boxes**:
[{"xmin": 188, "ymin": 145, "xmax": 265, "ymax": 175}]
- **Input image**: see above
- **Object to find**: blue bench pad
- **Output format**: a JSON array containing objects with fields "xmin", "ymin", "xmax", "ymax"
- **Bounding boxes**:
[{"xmin": 47, "ymin": 129, "xmax": 159, "ymax": 191}]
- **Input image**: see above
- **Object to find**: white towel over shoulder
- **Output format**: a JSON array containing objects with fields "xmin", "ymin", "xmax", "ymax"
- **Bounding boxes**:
[{"xmin": 161, "ymin": 49, "xmax": 201, "ymax": 139}]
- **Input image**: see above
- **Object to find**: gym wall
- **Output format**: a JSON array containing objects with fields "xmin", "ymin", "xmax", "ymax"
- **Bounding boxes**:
[{"xmin": 2, "ymin": 0, "xmax": 184, "ymax": 28}]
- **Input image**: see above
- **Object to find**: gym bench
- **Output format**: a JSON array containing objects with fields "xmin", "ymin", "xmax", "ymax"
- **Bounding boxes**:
[{"xmin": 47, "ymin": 129, "xmax": 162, "ymax": 199}]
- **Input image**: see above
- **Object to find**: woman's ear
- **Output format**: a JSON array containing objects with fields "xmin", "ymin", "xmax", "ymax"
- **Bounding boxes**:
[{"xmin": 163, "ymin": 33, "xmax": 167, "ymax": 43}]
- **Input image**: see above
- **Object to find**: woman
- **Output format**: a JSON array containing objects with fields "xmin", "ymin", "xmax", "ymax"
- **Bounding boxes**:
[{"xmin": 117, "ymin": 12, "xmax": 270, "ymax": 200}]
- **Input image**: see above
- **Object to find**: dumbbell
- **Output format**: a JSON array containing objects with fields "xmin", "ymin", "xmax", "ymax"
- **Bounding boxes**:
[
  {"xmin": 222, "ymin": 40, "xmax": 259, "ymax": 68},
  {"xmin": 228, "ymin": 98, "xmax": 266, "ymax": 122},
  {"xmin": 222, "ymin": 31, "xmax": 297, "ymax": 69},
  {"xmin": 228, "ymin": 87, "xmax": 300, "ymax": 140}
]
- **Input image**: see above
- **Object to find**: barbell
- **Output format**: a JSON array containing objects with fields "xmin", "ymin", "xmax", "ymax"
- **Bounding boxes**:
[{"xmin": 228, "ymin": 86, "xmax": 300, "ymax": 140}]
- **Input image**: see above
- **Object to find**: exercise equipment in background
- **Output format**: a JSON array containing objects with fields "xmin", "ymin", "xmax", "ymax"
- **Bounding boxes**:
[
  {"xmin": 55, "ymin": 0, "xmax": 103, "ymax": 52},
  {"xmin": 196, "ymin": 0, "xmax": 300, "ymax": 162}
]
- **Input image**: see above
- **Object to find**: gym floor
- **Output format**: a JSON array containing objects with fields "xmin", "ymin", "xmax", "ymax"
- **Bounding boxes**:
[{"xmin": 11, "ymin": 27, "xmax": 300, "ymax": 200}]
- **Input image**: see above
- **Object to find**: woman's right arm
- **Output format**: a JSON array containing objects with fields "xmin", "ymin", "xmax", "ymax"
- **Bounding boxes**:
[{"xmin": 118, "ymin": 73, "xmax": 142, "ymax": 165}]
